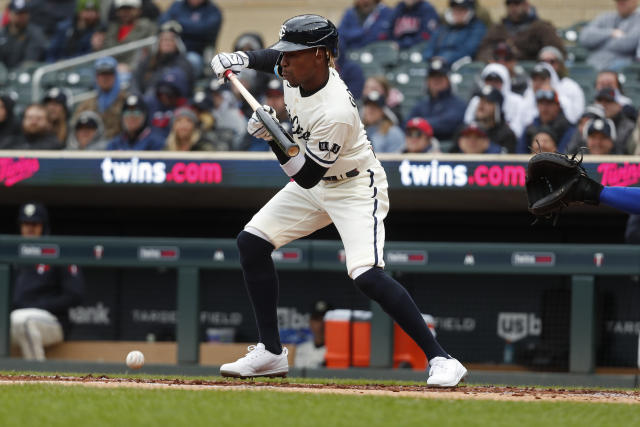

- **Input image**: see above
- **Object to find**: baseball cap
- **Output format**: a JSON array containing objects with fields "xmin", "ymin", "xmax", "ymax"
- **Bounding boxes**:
[
  {"xmin": 406, "ymin": 117, "xmax": 433, "ymax": 137},
  {"xmin": 363, "ymin": 91, "xmax": 386, "ymax": 108},
  {"xmin": 9, "ymin": 0, "xmax": 29, "ymax": 12},
  {"xmin": 478, "ymin": 85, "xmax": 504, "ymax": 105},
  {"xmin": 18, "ymin": 203, "xmax": 48, "ymax": 224},
  {"xmin": 122, "ymin": 94, "xmax": 147, "ymax": 114},
  {"xmin": 191, "ymin": 91, "xmax": 214, "ymax": 111},
  {"xmin": 75, "ymin": 112, "xmax": 99, "ymax": 129},
  {"xmin": 42, "ymin": 87, "xmax": 68, "ymax": 106},
  {"xmin": 484, "ymin": 71, "xmax": 503, "ymax": 82},
  {"xmin": 580, "ymin": 103, "xmax": 605, "ymax": 120},
  {"xmin": 533, "ymin": 125, "xmax": 558, "ymax": 143},
  {"xmin": 114, "ymin": 0, "xmax": 141, "ymax": 8},
  {"xmin": 450, "ymin": 0, "xmax": 475, "ymax": 8},
  {"xmin": 159, "ymin": 20, "xmax": 183, "ymax": 35},
  {"xmin": 95, "ymin": 56, "xmax": 117, "ymax": 74},
  {"xmin": 428, "ymin": 57, "xmax": 450, "ymax": 76},
  {"xmin": 173, "ymin": 106, "xmax": 198, "ymax": 124},
  {"xmin": 493, "ymin": 42, "xmax": 514, "ymax": 61},
  {"xmin": 460, "ymin": 123, "xmax": 488, "ymax": 138},
  {"xmin": 535, "ymin": 89, "xmax": 559, "ymax": 104},
  {"xmin": 77, "ymin": 0, "xmax": 100, "ymax": 12},
  {"xmin": 265, "ymin": 78, "xmax": 284, "ymax": 97},
  {"xmin": 310, "ymin": 300, "xmax": 332, "ymax": 321},
  {"xmin": 595, "ymin": 88, "xmax": 616, "ymax": 103},
  {"xmin": 530, "ymin": 64, "xmax": 551, "ymax": 79},
  {"xmin": 587, "ymin": 118, "xmax": 614, "ymax": 138}
]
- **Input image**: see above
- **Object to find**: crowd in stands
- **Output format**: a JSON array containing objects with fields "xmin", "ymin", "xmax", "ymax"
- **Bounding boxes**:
[{"xmin": 0, "ymin": 0, "xmax": 640, "ymax": 156}]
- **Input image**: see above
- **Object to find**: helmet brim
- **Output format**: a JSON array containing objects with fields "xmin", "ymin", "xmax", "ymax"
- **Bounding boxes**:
[{"xmin": 269, "ymin": 39, "xmax": 317, "ymax": 53}]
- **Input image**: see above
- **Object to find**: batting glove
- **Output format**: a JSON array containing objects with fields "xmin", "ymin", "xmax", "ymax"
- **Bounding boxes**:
[
  {"xmin": 247, "ymin": 105, "xmax": 278, "ymax": 141},
  {"xmin": 210, "ymin": 51, "xmax": 249, "ymax": 83}
]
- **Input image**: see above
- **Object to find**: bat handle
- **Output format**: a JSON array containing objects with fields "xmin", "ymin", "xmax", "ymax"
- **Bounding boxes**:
[{"xmin": 224, "ymin": 70, "xmax": 262, "ymax": 111}]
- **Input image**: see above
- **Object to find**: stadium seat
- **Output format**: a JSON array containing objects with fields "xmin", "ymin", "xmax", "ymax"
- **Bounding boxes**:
[
  {"xmin": 565, "ymin": 45, "xmax": 589, "ymax": 64},
  {"xmin": 347, "ymin": 41, "xmax": 399, "ymax": 75},
  {"xmin": 557, "ymin": 20, "xmax": 589, "ymax": 45},
  {"xmin": 623, "ymin": 83, "xmax": 640, "ymax": 107},
  {"xmin": 621, "ymin": 63, "xmax": 640, "ymax": 84},
  {"xmin": 518, "ymin": 60, "xmax": 537, "ymax": 75},
  {"xmin": 397, "ymin": 41, "xmax": 430, "ymax": 65},
  {"xmin": 450, "ymin": 61, "xmax": 484, "ymax": 102},
  {"xmin": 568, "ymin": 63, "xmax": 597, "ymax": 85}
]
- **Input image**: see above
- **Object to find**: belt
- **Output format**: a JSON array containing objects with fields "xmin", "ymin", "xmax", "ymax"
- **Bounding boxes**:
[{"xmin": 322, "ymin": 168, "xmax": 360, "ymax": 182}]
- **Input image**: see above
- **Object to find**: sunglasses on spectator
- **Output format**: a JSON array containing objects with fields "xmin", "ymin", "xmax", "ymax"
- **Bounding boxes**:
[
  {"xmin": 123, "ymin": 110, "xmax": 144, "ymax": 118},
  {"xmin": 540, "ymin": 58, "xmax": 559, "ymax": 65},
  {"xmin": 536, "ymin": 90, "xmax": 557, "ymax": 101},
  {"xmin": 406, "ymin": 129, "xmax": 426, "ymax": 138}
]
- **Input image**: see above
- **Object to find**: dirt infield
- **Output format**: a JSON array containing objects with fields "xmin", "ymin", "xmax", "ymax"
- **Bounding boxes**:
[{"xmin": 1, "ymin": 374, "xmax": 639, "ymax": 404}]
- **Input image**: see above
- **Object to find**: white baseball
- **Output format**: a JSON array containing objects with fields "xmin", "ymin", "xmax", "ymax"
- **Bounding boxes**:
[{"xmin": 126, "ymin": 350, "xmax": 145, "ymax": 370}]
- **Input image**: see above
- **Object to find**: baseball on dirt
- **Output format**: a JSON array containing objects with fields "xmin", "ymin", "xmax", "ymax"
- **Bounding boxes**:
[{"xmin": 126, "ymin": 350, "xmax": 145, "ymax": 369}]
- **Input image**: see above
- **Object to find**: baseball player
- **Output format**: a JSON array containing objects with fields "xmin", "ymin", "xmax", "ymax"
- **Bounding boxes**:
[
  {"xmin": 11, "ymin": 203, "xmax": 84, "ymax": 360},
  {"xmin": 211, "ymin": 14, "xmax": 467, "ymax": 387}
]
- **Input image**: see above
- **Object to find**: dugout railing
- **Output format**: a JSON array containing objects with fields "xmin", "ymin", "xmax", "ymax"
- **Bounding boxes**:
[{"xmin": 1, "ymin": 235, "xmax": 637, "ymax": 374}]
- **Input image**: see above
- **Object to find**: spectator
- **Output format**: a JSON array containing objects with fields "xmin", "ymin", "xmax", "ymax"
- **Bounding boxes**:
[
  {"xmin": 0, "ymin": 0, "xmax": 48, "ymax": 69},
  {"xmin": 145, "ymin": 67, "xmax": 190, "ymax": 138},
  {"xmin": 106, "ymin": 95, "xmax": 165, "ymax": 150},
  {"xmin": 27, "ymin": 0, "xmax": 76, "ymax": 37},
  {"xmin": 0, "ymin": 94, "xmax": 19, "ymax": 145},
  {"xmin": 0, "ymin": 104, "xmax": 62, "ymax": 150},
  {"xmin": 11, "ymin": 202, "xmax": 84, "ymax": 361},
  {"xmin": 595, "ymin": 69, "xmax": 637, "ymax": 121},
  {"xmin": 233, "ymin": 33, "xmax": 272, "ymax": 101},
  {"xmin": 46, "ymin": 0, "xmax": 102, "ymax": 62},
  {"xmin": 539, "ymin": 47, "xmax": 585, "ymax": 123},
  {"xmin": 594, "ymin": 87, "xmax": 635, "ymax": 153},
  {"xmin": 159, "ymin": 0, "xmax": 222, "ymax": 66},
  {"xmin": 132, "ymin": 20, "xmax": 195, "ymax": 97},
  {"xmin": 387, "ymin": 0, "xmax": 439, "ymax": 50},
  {"xmin": 103, "ymin": 0, "xmax": 157, "ymax": 67},
  {"xmin": 490, "ymin": 41, "xmax": 528, "ymax": 95},
  {"xmin": 579, "ymin": 0, "xmax": 640, "ymax": 71},
  {"xmin": 165, "ymin": 106, "xmax": 218, "ymax": 151},
  {"xmin": 362, "ymin": 75, "xmax": 404, "ymax": 123},
  {"xmin": 464, "ymin": 63, "xmax": 529, "ymax": 137},
  {"xmin": 338, "ymin": 0, "xmax": 393, "ymax": 52},
  {"xmin": 407, "ymin": 58, "xmax": 466, "ymax": 141},
  {"xmin": 335, "ymin": 39, "xmax": 365, "ymax": 100},
  {"xmin": 476, "ymin": 0, "xmax": 565, "ymax": 62},
  {"xmin": 453, "ymin": 123, "xmax": 504, "ymax": 153},
  {"xmin": 362, "ymin": 91, "xmax": 404, "ymax": 153},
  {"xmin": 566, "ymin": 104, "xmax": 606, "ymax": 154},
  {"xmin": 66, "ymin": 111, "xmax": 107, "ymax": 150},
  {"xmin": 403, "ymin": 117, "xmax": 440, "ymax": 153},
  {"xmin": 473, "ymin": 85, "xmax": 517, "ymax": 152},
  {"xmin": 294, "ymin": 301, "xmax": 331, "ymax": 369},
  {"xmin": 42, "ymin": 88, "xmax": 71, "ymax": 145},
  {"xmin": 208, "ymin": 79, "xmax": 247, "ymax": 150},
  {"xmin": 422, "ymin": 0, "xmax": 486, "ymax": 65},
  {"xmin": 242, "ymin": 77, "xmax": 292, "ymax": 151},
  {"xmin": 529, "ymin": 125, "xmax": 558, "ymax": 153},
  {"xmin": 585, "ymin": 117, "xmax": 617, "ymax": 155},
  {"xmin": 72, "ymin": 56, "xmax": 128, "ymax": 140},
  {"xmin": 518, "ymin": 89, "xmax": 575, "ymax": 153},
  {"xmin": 106, "ymin": 0, "xmax": 160, "ymax": 22},
  {"xmin": 522, "ymin": 63, "xmax": 577, "ymax": 124}
]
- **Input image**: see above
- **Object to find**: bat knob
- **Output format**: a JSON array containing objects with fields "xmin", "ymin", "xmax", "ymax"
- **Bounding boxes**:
[{"xmin": 287, "ymin": 145, "xmax": 300, "ymax": 157}]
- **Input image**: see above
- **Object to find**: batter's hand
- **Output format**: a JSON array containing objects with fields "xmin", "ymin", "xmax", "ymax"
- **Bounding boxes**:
[
  {"xmin": 247, "ymin": 105, "xmax": 278, "ymax": 141},
  {"xmin": 211, "ymin": 51, "xmax": 249, "ymax": 82}
]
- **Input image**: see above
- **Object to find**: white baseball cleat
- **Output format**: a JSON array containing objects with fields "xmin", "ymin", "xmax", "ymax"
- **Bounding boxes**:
[
  {"xmin": 426, "ymin": 356, "xmax": 468, "ymax": 387},
  {"xmin": 220, "ymin": 343, "xmax": 289, "ymax": 378}
]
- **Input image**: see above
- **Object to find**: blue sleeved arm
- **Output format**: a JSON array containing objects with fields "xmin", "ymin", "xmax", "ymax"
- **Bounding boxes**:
[{"xmin": 600, "ymin": 186, "xmax": 640, "ymax": 214}]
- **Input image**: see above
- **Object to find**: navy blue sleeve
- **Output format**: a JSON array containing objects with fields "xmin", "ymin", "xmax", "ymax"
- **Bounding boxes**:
[{"xmin": 246, "ymin": 49, "xmax": 282, "ymax": 75}]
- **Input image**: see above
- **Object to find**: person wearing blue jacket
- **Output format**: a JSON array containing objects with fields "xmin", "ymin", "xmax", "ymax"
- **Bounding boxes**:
[
  {"xmin": 387, "ymin": 0, "xmax": 439, "ymax": 49},
  {"xmin": 106, "ymin": 95, "xmax": 166, "ymax": 151},
  {"xmin": 422, "ymin": 0, "xmax": 486, "ymax": 65},
  {"xmin": 46, "ymin": 0, "xmax": 101, "ymax": 62},
  {"xmin": 406, "ymin": 57, "xmax": 466, "ymax": 142},
  {"xmin": 159, "ymin": 0, "xmax": 222, "ymax": 56},
  {"xmin": 338, "ymin": 0, "xmax": 393, "ymax": 52}
]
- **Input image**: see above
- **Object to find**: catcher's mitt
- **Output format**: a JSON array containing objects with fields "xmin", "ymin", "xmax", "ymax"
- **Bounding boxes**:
[{"xmin": 526, "ymin": 151, "xmax": 603, "ymax": 220}]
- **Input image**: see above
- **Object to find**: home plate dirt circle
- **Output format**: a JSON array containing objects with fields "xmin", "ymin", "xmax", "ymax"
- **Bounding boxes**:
[{"xmin": 0, "ymin": 375, "xmax": 639, "ymax": 404}]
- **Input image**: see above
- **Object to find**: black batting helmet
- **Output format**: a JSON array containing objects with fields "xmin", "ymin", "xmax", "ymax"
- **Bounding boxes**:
[{"xmin": 269, "ymin": 15, "xmax": 339, "ymax": 58}]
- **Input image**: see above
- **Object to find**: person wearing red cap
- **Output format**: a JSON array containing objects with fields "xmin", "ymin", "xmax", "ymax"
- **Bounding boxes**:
[
  {"xmin": 454, "ymin": 123, "xmax": 504, "ymax": 154},
  {"xmin": 403, "ymin": 117, "xmax": 440, "ymax": 153}
]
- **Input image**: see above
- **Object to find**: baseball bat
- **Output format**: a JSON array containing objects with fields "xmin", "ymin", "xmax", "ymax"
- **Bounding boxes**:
[{"xmin": 224, "ymin": 70, "xmax": 300, "ymax": 157}]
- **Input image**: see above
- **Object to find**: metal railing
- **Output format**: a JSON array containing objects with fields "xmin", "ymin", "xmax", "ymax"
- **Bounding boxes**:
[{"xmin": 30, "ymin": 36, "xmax": 157, "ymax": 104}]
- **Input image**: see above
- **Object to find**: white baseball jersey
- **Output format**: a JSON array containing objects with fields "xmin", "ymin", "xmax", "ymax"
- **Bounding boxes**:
[
  {"xmin": 246, "ymin": 68, "xmax": 389, "ymax": 277},
  {"xmin": 283, "ymin": 68, "xmax": 375, "ymax": 177}
]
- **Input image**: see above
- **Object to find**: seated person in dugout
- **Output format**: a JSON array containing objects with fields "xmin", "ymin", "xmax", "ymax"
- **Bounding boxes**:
[{"xmin": 11, "ymin": 203, "xmax": 84, "ymax": 360}]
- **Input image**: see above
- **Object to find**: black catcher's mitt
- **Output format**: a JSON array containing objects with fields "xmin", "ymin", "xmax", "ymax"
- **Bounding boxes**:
[{"xmin": 526, "ymin": 152, "xmax": 603, "ymax": 220}]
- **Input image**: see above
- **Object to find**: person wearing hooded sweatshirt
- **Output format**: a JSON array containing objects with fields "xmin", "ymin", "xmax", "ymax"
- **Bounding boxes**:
[
  {"xmin": 165, "ymin": 106, "xmax": 217, "ymax": 151},
  {"xmin": 0, "ymin": 94, "xmax": 19, "ymax": 145},
  {"xmin": 132, "ymin": 20, "xmax": 194, "ymax": 97},
  {"xmin": 387, "ymin": 0, "xmax": 439, "ymax": 50},
  {"xmin": 422, "ymin": 0, "xmax": 486, "ymax": 65},
  {"xmin": 338, "ymin": 0, "xmax": 393, "ymax": 53},
  {"xmin": 144, "ymin": 67, "xmax": 190, "ymax": 139},
  {"xmin": 521, "ymin": 62, "xmax": 578, "ymax": 124},
  {"xmin": 473, "ymin": 85, "xmax": 516, "ymax": 152},
  {"xmin": 538, "ymin": 46, "xmax": 585, "ymax": 123},
  {"xmin": 106, "ymin": 95, "xmax": 165, "ymax": 150},
  {"xmin": 464, "ymin": 62, "xmax": 528, "ymax": 137},
  {"xmin": 66, "ymin": 110, "xmax": 107, "ymax": 150},
  {"xmin": 72, "ymin": 56, "xmax": 128, "ymax": 140}
]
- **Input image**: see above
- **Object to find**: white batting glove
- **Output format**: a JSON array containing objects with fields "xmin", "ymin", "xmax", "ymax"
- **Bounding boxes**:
[
  {"xmin": 210, "ymin": 51, "xmax": 249, "ymax": 82},
  {"xmin": 247, "ymin": 105, "xmax": 278, "ymax": 141}
]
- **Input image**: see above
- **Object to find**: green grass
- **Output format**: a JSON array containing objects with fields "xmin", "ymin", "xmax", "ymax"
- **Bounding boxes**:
[{"xmin": 0, "ymin": 383, "xmax": 638, "ymax": 427}]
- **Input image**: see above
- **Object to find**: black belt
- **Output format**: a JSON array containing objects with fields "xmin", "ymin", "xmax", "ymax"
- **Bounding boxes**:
[{"xmin": 322, "ymin": 168, "xmax": 360, "ymax": 182}]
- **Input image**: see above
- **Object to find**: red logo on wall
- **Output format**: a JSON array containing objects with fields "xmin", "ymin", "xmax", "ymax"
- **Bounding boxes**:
[{"xmin": 0, "ymin": 158, "xmax": 40, "ymax": 186}]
